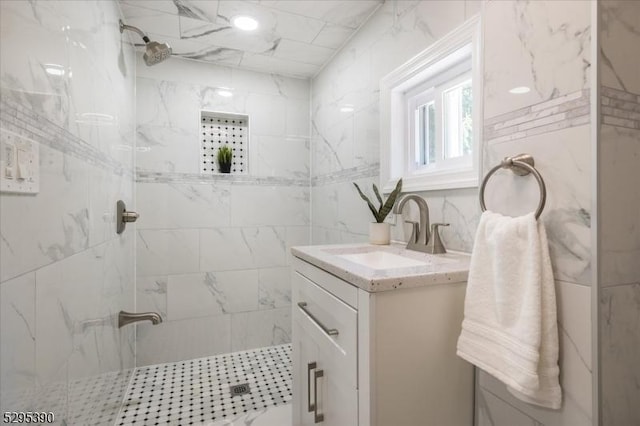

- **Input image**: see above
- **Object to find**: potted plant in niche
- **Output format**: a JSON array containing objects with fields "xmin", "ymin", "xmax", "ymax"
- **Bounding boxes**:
[
  {"xmin": 217, "ymin": 145, "xmax": 232, "ymax": 173},
  {"xmin": 353, "ymin": 179, "xmax": 402, "ymax": 245}
]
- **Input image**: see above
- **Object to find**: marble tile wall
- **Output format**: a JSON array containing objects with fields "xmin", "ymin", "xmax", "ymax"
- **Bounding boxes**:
[
  {"xmin": 134, "ymin": 56, "xmax": 310, "ymax": 366},
  {"xmin": 310, "ymin": 0, "xmax": 480, "ymax": 248},
  {"xmin": 598, "ymin": 1, "xmax": 640, "ymax": 424},
  {"xmin": 0, "ymin": 0, "xmax": 136, "ymax": 423},
  {"xmin": 310, "ymin": 1, "xmax": 595, "ymax": 425}
]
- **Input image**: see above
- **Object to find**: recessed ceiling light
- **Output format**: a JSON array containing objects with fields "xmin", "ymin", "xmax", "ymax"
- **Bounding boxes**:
[
  {"xmin": 232, "ymin": 15, "xmax": 258, "ymax": 31},
  {"xmin": 340, "ymin": 105, "xmax": 354, "ymax": 113},
  {"xmin": 217, "ymin": 88, "xmax": 233, "ymax": 97},
  {"xmin": 509, "ymin": 86, "xmax": 531, "ymax": 94}
]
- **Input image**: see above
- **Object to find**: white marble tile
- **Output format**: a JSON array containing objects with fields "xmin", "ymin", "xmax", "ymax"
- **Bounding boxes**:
[
  {"xmin": 200, "ymin": 227, "xmax": 287, "ymax": 271},
  {"xmin": 600, "ymin": 1, "xmax": 640, "ymax": 94},
  {"xmin": 230, "ymin": 307, "xmax": 290, "ymax": 352},
  {"xmin": 311, "ymin": 184, "xmax": 339, "ymax": 230},
  {"xmin": 258, "ymin": 267, "xmax": 291, "ymax": 310},
  {"xmin": 483, "ymin": 0, "xmax": 591, "ymax": 119},
  {"xmin": 167, "ymin": 270, "xmax": 259, "ymax": 320},
  {"xmin": 136, "ymin": 315, "xmax": 231, "ymax": 366},
  {"xmin": 119, "ymin": 1, "xmax": 179, "ymax": 15},
  {"xmin": 599, "ymin": 125, "xmax": 640, "ymax": 287},
  {"xmin": 266, "ymin": 0, "xmax": 382, "ymax": 29},
  {"xmin": 119, "ymin": 3, "xmax": 181, "ymax": 39},
  {"xmin": 208, "ymin": 403, "xmax": 292, "ymax": 426},
  {"xmin": 230, "ymin": 185, "xmax": 309, "ymax": 227},
  {"xmin": 556, "ymin": 281, "xmax": 592, "ymax": 419},
  {"xmin": 600, "ymin": 283, "xmax": 640, "ymax": 425},
  {"xmin": 0, "ymin": 273, "xmax": 36, "ymax": 413},
  {"xmin": 239, "ymin": 53, "xmax": 319, "ymax": 79},
  {"xmin": 254, "ymin": 135, "xmax": 309, "ymax": 179},
  {"xmin": 245, "ymin": 92, "xmax": 287, "ymax": 136},
  {"xmin": 272, "ymin": 39, "xmax": 334, "ymax": 67},
  {"xmin": 285, "ymin": 226, "xmax": 311, "ymax": 265},
  {"xmin": 136, "ymin": 276, "xmax": 168, "ymax": 319},
  {"xmin": 34, "ymin": 244, "xmax": 106, "ymax": 383},
  {"xmin": 136, "ymin": 182, "xmax": 231, "ymax": 229},
  {"xmin": 0, "ymin": 143, "xmax": 90, "ymax": 282},
  {"xmin": 312, "ymin": 24, "xmax": 354, "ymax": 49},
  {"xmin": 483, "ymin": 124, "xmax": 592, "ymax": 285},
  {"xmin": 136, "ymin": 229, "xmax": 200, "ymax": 276},
  {"xmin": 477, "ymin": 387, "xmax": 539, "ymax": 426}
]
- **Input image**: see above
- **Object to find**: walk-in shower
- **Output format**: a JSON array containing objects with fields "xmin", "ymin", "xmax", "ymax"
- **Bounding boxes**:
[{"xmin": 119, "ymin": 19, "xmax": 172, "ymax": 66}]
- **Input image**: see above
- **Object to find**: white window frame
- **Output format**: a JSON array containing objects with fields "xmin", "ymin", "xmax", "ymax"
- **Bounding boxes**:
[{"xmin": 380, "ymin": 15, "xmax": 483, "ymax": 193}]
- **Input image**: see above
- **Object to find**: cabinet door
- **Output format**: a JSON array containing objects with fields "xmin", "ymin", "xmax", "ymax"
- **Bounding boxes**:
[
  {"xmin": 292, "ymin": 271, "xmax": 358, "ymax": 426},
  {"xmin": 293, "ymin": 318, "xmax": 319, "ymax": 426}
]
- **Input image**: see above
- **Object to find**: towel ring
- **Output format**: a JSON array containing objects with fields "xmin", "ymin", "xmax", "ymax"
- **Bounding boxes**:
[{"xmin": 479, "ymin": 154, "xmax": 547, "ymax": 219}]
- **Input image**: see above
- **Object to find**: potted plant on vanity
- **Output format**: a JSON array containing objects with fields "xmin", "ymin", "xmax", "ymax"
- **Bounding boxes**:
[
  {"xmin": 353, "ymin": 179, "xmax": 402, "ymax": 245},
  {"xmin": 217, "ymin": 146, "xmax": 232, "ymax": 173}
]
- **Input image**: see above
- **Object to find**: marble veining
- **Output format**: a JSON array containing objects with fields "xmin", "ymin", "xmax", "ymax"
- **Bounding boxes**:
[
  {"xmin": 484, "ymin": 90, "xmax": 590, "ymax": 144},
  {"xmin": 0, "ymin": 98, "xmax": 131, "ymax": 176},
  {"xmin": 311, "ymin": 163, "xmax": 379, "ymax": 186},
  {"xmin": 601, "ymin": 86, "xmax": 640, "ymax": 130},
  {"xmin": 136, "ymin": 170, "xmax": 308, "ymax": 186},
  {"xmin": 292, "ymin": 243, "xmax": 470, "ymax": 293},
  {"xmin": 119, "ymin": 0, "xmax": 383, "ymax": 78}
]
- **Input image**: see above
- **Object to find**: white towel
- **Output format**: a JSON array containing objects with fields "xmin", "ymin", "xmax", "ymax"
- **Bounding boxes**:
[{"xmin": 456, "ymin": 211, "xmax": 562, "ymax": 409}]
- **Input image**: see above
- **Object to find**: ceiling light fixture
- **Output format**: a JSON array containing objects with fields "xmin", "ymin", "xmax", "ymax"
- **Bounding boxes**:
[
  {"xmin": 232, "ymin": 15, "xmax": 258, "ymax": 31},
  {"xmin": 340, "ymin": 105, "xmax": 354, "ymax": 113},
  {"xmin": 509, "ymin": 86, "xmax": 531, "ymax": 94}
]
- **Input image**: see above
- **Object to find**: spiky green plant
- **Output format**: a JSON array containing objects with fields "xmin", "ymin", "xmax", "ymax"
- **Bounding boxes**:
[
  {"xmin": 217, "ymin": 146, "xmax": 232, "ymax": 165},
  {"xmin": 353, "ymin": 179, "xmax": 402, "ymax": 223}
]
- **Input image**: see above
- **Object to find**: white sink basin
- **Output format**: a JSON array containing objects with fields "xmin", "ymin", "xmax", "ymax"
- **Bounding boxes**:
[{"xmin": 337, "ymin": 251, "xmax": 428, "ymax": 269}]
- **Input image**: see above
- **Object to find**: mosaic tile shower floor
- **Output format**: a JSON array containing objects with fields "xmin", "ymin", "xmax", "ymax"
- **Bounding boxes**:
[{"xmin": 115, "ymin": 344, "xmax": 292, "ymax": 426}]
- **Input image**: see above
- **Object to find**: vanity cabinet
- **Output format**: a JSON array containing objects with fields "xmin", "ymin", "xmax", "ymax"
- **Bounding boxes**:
[{"xmin": 291, "ymin": 250, "xmax": 474, "ymax": 426}]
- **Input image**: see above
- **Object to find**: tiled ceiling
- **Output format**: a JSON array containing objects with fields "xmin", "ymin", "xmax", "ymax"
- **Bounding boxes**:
[{"xmin": 118, "ymin": 0, "xmax": 383, "ymax": 78}]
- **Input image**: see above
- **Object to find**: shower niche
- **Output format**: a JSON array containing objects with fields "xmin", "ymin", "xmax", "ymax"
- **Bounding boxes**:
[{"xmin": 200, "ymin": 111, "xmax": 249, "ymax": 174}]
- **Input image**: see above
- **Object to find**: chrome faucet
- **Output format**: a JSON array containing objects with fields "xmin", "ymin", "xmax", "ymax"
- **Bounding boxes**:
[
  {"xmin": 118, "ymin": 310, "xmax": 163, "ymax": 328},
  {"xmin": 394, "ymin": 195, "xmax": 431, "ymax": 253}
]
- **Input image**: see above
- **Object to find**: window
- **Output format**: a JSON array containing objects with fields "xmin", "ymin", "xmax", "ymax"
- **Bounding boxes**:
[{"xmin": 380, "ymin": 16, "xmax": 482, "ymax": 192}]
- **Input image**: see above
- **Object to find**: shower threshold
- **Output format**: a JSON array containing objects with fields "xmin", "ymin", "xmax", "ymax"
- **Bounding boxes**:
[{"xmin": 115, "ymin": 344, "xmax": 292, "ymax": 426}]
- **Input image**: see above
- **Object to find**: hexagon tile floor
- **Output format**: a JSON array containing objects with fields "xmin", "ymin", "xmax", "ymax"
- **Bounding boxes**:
[{"xmin": 115, "ymin": 344, "xmax": 292, "ymax": 426}]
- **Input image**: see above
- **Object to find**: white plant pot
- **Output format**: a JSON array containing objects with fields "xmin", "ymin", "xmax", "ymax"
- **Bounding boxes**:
[{"xmin": 369, "ymin": 222, "xmax": 391, "ymax": 245}]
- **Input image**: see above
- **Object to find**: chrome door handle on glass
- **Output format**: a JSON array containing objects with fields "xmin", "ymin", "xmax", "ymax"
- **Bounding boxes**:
[{"xmin": 297, "ymin": 302, "xmax": 339, "ymax": 337}]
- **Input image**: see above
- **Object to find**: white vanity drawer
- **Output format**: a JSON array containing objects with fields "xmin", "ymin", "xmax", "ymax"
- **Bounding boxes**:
[{"xmin": 293, "ymin": 271, "xmax": 358, "ymax": 387}]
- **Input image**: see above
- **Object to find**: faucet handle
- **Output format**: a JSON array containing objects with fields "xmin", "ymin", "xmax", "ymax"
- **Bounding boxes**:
[
  {"xmin": 405, "ymin": 220, "xmax": 420, "ymax": 244},
  {"xmin": 426, "ymin": 223, "xmax": 449, "ymax": 254}
]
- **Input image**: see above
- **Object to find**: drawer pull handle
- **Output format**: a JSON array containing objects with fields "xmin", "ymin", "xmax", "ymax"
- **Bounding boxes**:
[
  {"xmin": 307, "ymin": 362, "xmax": 316, "ymax": 412},
  {"xmin": 298, "ymin": 302, "xmax": 339, "ymax": 337},
  {"xmin": 314, "ymin": 369, "xmax": 325, "ymax": 423}
]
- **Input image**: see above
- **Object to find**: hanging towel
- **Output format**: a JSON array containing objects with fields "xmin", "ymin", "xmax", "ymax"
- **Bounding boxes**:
[{"xmin": 456, "ymin": 210, "xmax": 562, "ymax": 409}]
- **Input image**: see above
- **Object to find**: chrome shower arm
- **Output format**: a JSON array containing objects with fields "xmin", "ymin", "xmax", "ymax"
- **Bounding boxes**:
[{"xmin": 119, "ymin": 19, "xmax": 150, "ymax": 43}]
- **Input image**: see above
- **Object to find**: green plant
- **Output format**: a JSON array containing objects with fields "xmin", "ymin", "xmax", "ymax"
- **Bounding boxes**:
[
  {"xmin": 217, "ymin": 146, "xmax": 232, "ymax": 165},
  {"xmin": 353, "ymin": 179, "xmax": 402, "ymax": 223}
]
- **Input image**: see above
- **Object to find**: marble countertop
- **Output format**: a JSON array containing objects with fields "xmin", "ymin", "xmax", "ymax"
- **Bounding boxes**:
[{"xmin": 291, "ymin": 243, "xmax": 471, "ymax": 293}]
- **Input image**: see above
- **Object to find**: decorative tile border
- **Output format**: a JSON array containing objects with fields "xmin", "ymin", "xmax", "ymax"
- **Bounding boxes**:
[
  {"xmin": 0, "ymin": 97, "xmax": 131, "ymax": 176},
  {"xmin": 484, "ymin": 89, "xmax": 590, "ymax": 144},
  {"xmin": 311, "ymin": 163, "xmax": 379, "ymax": 186},
  {"xmin": 601, "ymin": 86, "xmax": 640, "ymax": 130},
  {"xmin": 136, "ymin": 170, "xmax": 309, "ymax": 187}
]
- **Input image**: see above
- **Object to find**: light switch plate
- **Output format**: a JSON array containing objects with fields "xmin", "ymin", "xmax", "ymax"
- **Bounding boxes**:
[{"xmin": 0, "ymin": 131, "xmax": 39, "ymax": 194}]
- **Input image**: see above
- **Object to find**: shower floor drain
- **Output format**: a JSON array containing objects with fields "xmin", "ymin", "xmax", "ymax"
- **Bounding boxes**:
[
  {"xmin": 116, "ymin": 344, "xmax": 292, "ymax": 425},
  {"xmin": 230, "ymin": 383, "xmax": 251, "ymax": 396}
]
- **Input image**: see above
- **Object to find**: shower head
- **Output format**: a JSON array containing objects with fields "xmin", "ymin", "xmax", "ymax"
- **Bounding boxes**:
[{"xmin": 119, "ymin": 19, "xmax": 172, "ymax": 66}]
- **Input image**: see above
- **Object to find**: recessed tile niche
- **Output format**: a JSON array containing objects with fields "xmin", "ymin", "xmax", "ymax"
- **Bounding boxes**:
[{"xmin": 200, "ymin": 111, "xmax": 249, "ymax": 174}]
